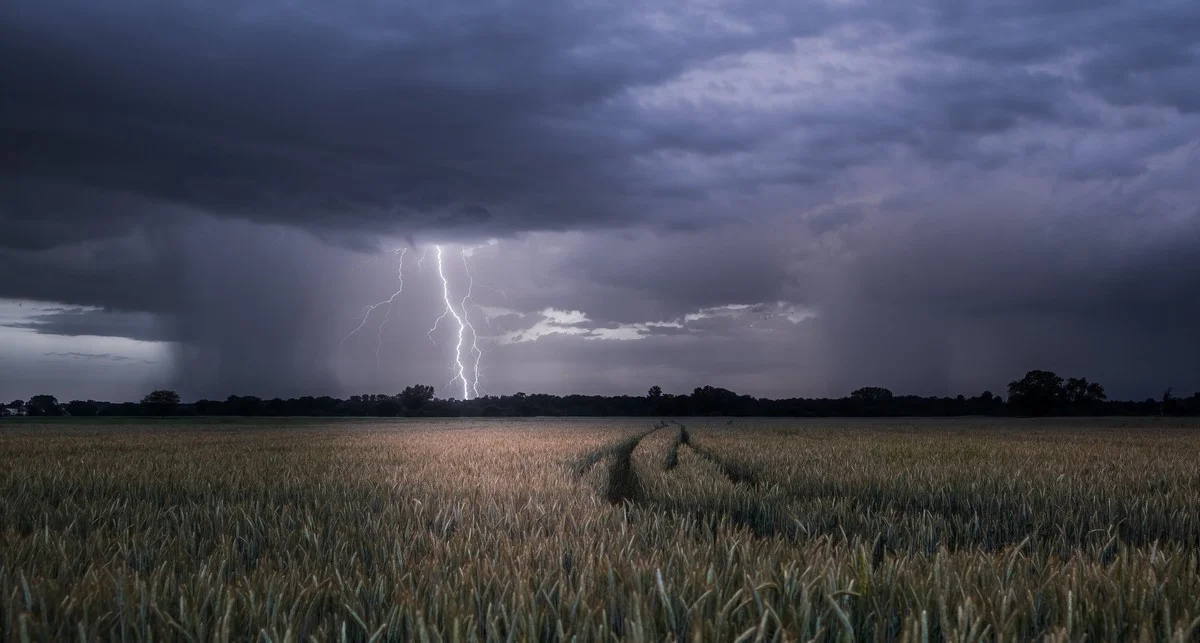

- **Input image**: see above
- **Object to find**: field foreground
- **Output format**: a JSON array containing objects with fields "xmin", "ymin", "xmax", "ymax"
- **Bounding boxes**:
[{"xmin": 2, "ymin": 418, "xmax": 1200, "ymax": 642}]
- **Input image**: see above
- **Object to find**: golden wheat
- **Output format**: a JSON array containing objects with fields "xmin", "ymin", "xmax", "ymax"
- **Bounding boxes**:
[{"xmin": 2, "ymin": 418, "xmax": 1199, "ymax": 641}]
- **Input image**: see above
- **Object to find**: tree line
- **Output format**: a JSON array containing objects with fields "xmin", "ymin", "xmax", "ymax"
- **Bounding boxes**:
[{"xmin": 4, "ymin": 371, "xmax": 1198, "ymax": 418}]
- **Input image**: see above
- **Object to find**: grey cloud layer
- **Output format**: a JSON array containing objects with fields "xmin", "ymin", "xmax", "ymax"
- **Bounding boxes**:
[
  {"xmin": 1, "ymin": 0, "xmax": 1198, "ymax": 400},
  {"xmin": 0, "ymin": 0, "xmax": 831, "ymax": 245},
  {"xmin": 5, "ymin": 0, "xmax": 1195, "ymax": 244}
]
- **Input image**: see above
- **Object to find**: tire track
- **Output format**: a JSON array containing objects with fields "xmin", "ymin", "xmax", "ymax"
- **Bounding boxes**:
[
  {"xmin": 666, "ymin": 422, "xmax": 761, "ymax": 486},
  {"xmin": 663, "ymin": 425, "xmax": 684, "ymax": 471},
  {"xmin": 569, "ymin": 423, "xmax": 664, "ymax": 504}
]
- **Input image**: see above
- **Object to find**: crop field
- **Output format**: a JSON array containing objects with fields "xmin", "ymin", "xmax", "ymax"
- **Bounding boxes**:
[{"xmin": 2, "ymin": 418, "xmax": 1200, "ymax": 642}]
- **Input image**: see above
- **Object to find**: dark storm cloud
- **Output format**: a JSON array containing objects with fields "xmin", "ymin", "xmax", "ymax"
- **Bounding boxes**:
[
  {"xmin": 2, "ymin": 0, "xmax": 1196, "ymax": 247},
  {"xmin": 0, "ymin": 0, "xmax": 836, "ymax": 247},
  {"xmin": 44, "ymin": 352, "xmax": 157, "ymax": 365},
  {"xmin": 2, "ymin": 0, "xmax": 1200, "ymax": 401},
  {"xmin": 813, "ymin": 180, "xmax": 1200, "ymax": 398},
  {"xmin": 0, "ymin": 179, "xmax": 164, "ymax": 250},
  {"xmin": 920, "ymin": 0, "xmax": 1200, "ymax": 114},
  {"xmin": 0, "ymin": 230, "xmax": 168, "ymax": 311},
  {"xmin": 6, "ymin": 308, "xmax": 167, "ymax": 343}
]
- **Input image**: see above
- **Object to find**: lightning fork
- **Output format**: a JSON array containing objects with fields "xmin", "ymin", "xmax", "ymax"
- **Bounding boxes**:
[
  {"xmin": 373, "ymin": 248, "xmax": 408, "ymax": 368},
  {"xmin": 460, "ymin": 248, "xmax": 484, "ymax": 398},
  {"xmin": 342, "ymin": 248, "xmax": 407, "ymax": 371},
  {"xmin": 430, "ymin": 245, "xmax": 471, "ymax": 400}
]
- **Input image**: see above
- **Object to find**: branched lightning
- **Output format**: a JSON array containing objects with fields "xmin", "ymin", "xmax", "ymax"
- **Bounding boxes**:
[
  {"xmin": 429, "ymin": 246, "xmax": 471, "ymax": 400},
  {"xmin": 346, "ymin": 243, "xmax": 487, "ymax": 400},
  {"xmin": 342, "ymin": 248, "xmax": 407, "ymax": 369},
  {"xmin": 460, "ymin": 249, "xmax": 484, "ymax": 398},
  {"xmin": 374, "ymin": 248, "xmax": 407, "ymax": 368}
]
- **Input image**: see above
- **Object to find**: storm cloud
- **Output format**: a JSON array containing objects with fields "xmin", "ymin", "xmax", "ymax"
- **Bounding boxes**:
[{"xmin": 1, "ymin": 0, "xmax": 1198, "ymax": 401}]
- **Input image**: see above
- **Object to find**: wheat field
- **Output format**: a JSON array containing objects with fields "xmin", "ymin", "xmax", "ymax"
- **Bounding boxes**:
[{"xmin": 2, "ymin": 418, "xmax": 1199, "ymax": 642}]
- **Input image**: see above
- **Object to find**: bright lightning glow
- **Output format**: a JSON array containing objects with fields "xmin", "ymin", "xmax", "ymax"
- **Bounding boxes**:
[
  {"xmin": 342, "ymin": 248, "xmax": 407, "ymax": 370},
  {"xmin": 460, "ymin": 249, "xmax": 483, "ymax": 398},
  {"xmin": 347, "ymin": 242, "xmax": 492, "ymax": 400},
  {"xmin": 430, "ymin": 246, "xmax": 472, "ymax": 400},
  {"xmin": 374, "ymin": 248, "xmax": 407, "ymax": 368}
]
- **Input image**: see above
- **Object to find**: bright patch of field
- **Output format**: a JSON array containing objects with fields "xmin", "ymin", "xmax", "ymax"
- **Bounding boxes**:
[{"xmin": 2, "ymin": 418, "xmax": 1200, "ymax": 641}]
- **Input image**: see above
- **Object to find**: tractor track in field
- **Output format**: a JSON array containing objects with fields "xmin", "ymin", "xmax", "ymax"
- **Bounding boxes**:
[
  {"xmin": 572, "ymin": 421, "xmax": 764, "ymax": 510},
  {"xmin": 570, "ymin": 422, "xmax": 667, "ymax": 504},
  {"xmin": 570, "ymin": 422, "xmax": 665, "ymax": 479},
  {"xmin": 567, "ymin": 422, "xmax": 803, "ymax": 540},
  {"xmin": 667, "ymin": 421, "xmax": 759, "ymax": 486}
]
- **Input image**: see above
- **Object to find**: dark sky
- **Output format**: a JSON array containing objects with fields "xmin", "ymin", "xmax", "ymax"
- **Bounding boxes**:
[{"xmin": 2, "ymin": 0, "xmax": 1198, "ymax": 402}]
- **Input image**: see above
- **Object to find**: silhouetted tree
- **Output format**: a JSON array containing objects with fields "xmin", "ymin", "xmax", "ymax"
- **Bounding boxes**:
[
  {"xmin": 226, "ymin": 395, "xmax": 264, "ymax": 416},
  {"xmin": 847, "ymin": 387, "xmax": 894, "ymax": 415},
  {"xmin": 65, "ymin": 400, "xmax": 99, "ymax": 417},
  {"xmin": 10, "ymin": 368, "xmax": 1192, "ymax": 419},
  {"xmin": 26, "ymin": 395, "xmax": 63, "ymax": 416},
  {"xmin": 851, "ymin": 387, "xmax": 894, "ymax": 402},
  {"xmin": 399, "ymin": 385, "xmax": 435, "ymax": 412},
  {"xmin": 1007, "ymin": 370, "xmax": 1065, "ymax": 416},
  {"xmin": 647, "ymin": 385, "xmax": 663, "ymax": 414},
  {"xmin": 1065, "ymin": 378, "xmax": 1105, "ymax": 402},
  {"xmin": 99, "ymin": 401, "xmax": 143, "ymax": 416},
  {"xmin": 691, "ymin": 385, "xmax": 752, "ymax": 415},
  {"xmin": 1063, "ymin": 377, "xmax": 1106, "ymax": 413},
  {"xmin": 264, "ymin": 398, "xmax": 286, "ymax": 416},
  {"xmin": 141, "ymin": 390, "xmax": 181, "ymax": 416}
]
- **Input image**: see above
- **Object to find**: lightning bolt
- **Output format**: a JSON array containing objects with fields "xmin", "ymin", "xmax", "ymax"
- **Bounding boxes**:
[
  {"xmin": 429, "ymin": 245, "xmax": 472, "ymax": 400},
  {"xmin": 375, "ymin": 248, "xmax": 407, "ymax": 369},
  {"xmin": 460, "ymin": 249, "xmax": 484, "ymax": 398},
  {"xmin": 347, "ymin": 243, "xmax": 489, "ymax": 400},
  {"xmin": 342, "ymin": 248, "xmax": 407, "ymax": 370}
]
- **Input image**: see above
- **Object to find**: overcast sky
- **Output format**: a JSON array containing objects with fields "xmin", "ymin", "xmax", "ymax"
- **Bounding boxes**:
[{"xmin": 2, "ymin": 0, "xmax": 1198, "ymax": 403}]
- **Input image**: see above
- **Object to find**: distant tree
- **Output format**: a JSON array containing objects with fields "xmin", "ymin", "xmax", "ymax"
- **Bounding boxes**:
[
  {"xmin": 227, "ymin": 395, "xmax": 264, "ymax": 416},
  {"xmin": 375, "ymin": 397, "xmax": 402, "ymax": 417},
  {"xmin": 1064, "ymin": 378, "xmax": 1106, "ymax": 410},
  {"xmin": 6, "ymin": 400, "xmax": 24, "ymax": 415},
  {"xmin": 265, "ymin": 398, "xmax": 287, "ymax": 416},
  {"xmin": 848, "ymin": 387, "xmax": 894, "ymax": 415},
  {"xmin": 850, "ymin": 387, "xmax": 894, "ymax": 402},
  {"xmin": 65, "ymin": 400, "xmax": 99, "ymax": 417},
  {"xmin": 691, "ymin": 385, "xmax": 749, "ymax": 415},
  {"xmin": 399, "ymin": 385, "xmax": 435, "ymax": 412},
  {"xmin": 647, "ymin": 385, "xmax": 664, "ymax": 414},
  {"xmin": 99, "ymin": 401, "xmax": 144, "ymax": 416},
  {"xmin": 141, "ymin": 390, "xmax": 181, "ymax": 416},
  {"xmin": 26, "ymin": 395, "xmax": 63, "ymax": 416},
  {"xmin": 193, "ymin": 399, "xmax": 222, "ymax": 415},
  {"xmin": 3, "ymin": 369, "xmax": 1194, "ymax": 419},
  {"xmin": 1007, "ymin": 370, "xmax": 1065, "ymax": 416},
  {"xmin": 314, "ymin": 396, "xmax": 341, "ymax": 416},
  {"xmin": 0, "ymin": 406, "xmax": 9, "ymax": 417}
]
